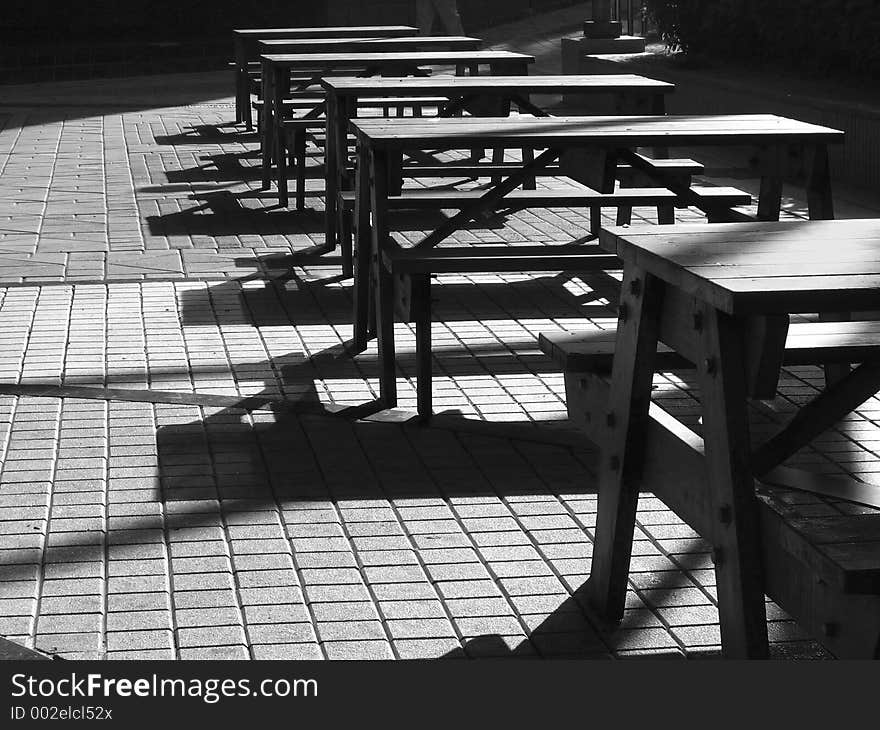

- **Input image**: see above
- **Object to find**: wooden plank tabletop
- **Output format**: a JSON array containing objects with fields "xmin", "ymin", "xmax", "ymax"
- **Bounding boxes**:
[
  {"xmin": 349, "ymin": 114, "xmax": 844, "ymax": 148},
  {"xmin": 599, "ymin": 219, "xmax": 880, "ymax": 315},
  {"xmin": 259, "ymin": 37, "xmax": 481, "ymax": 53},
  {"xmin": 234, "ymin": 26, "xmax": 418, "ymax": 37},
  {"xmin": 261, "ymin": 50, "xmax": 535, "ymax": 65},
  {"xmin": 322, "ymin": 74, "xmax": 674, "ymax": 94}
]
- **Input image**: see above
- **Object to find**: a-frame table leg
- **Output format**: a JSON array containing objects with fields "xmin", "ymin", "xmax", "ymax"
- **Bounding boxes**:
[
  {"xmin": 587, "ymin": 266, "xmax": 664, "ymax": 622},
  {"xmin": 696, "ymin": 302, "xmax": 769, "ymax": 658}
]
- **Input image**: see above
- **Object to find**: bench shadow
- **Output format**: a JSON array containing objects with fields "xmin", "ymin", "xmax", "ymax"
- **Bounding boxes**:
[{"xmin": 153, "ymin": 123, "xmax": 258, "ymax": 146}]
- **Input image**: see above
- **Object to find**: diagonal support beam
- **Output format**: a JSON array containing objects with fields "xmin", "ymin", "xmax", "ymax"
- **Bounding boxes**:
[
  {"xmin": 413, "ymin": 147, "xmax": 561, "ymax": 250},
  {"xmin": 751, "ymin": 361, "xmax": 880, "ymax": 476}
]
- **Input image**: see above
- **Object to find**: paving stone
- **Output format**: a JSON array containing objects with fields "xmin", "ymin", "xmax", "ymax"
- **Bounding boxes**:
[
  {"xmin": 177, "ymin": 625, "xmax": 246, "ymax": 648},
  {"xmin": 35, "ymin": 632, "xmax": 103, "ymax": 656},
  {"xmin": 106, "ymin": 611, "xmax": 172, "ymax": 632},
  {"xmin": 106, "ymin": 630, "xmax": 174, "ymax": 652},
  {"xmin": 179, "ymin": 645, "xmax": 250, "ymax": 660},
  {"xmin": 323, "ymin": 641, "xmax": 394, "ymax": 660},
  {"xmin": 394, "ymin": 638, "xmax": 464, "ymax": 659},
  {"xmin": 463, "ymin": 635, "xmax": 538, "ymax": 658},
  {"xmin": 248, "ymin": 623, "xmax": 318, "ymax": 645},
  {"xmin": 386, "ymin": 618, "xmax": 457, "ymax": 640},
  {"xmin": 252, "ymin": 643, "xmax": 323, "ymax": 660}
]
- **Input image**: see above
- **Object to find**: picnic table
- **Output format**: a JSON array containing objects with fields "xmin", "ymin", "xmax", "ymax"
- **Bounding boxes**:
[
  {"xmin": 232, "ymin": 25, "xmax": 418, "ymax": 126},
  {"xmin": 320, "ymin": 74, "xmax": 676, "ymax": 252},
  {"xmin": 586, "ymin": 219, "xmax": 880, "ymax": 658},
  {"xmin": 348, "ymin": 113, "xmax": 844, "ymax": 415},
  {"xmin": 259, "ymin": 50, "xmax": 535, "ymax": 201}
]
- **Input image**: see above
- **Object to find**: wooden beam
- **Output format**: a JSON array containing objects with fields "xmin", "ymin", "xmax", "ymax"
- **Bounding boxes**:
[{"xmin": 751, "ymin": 362, "xmax": 880, "ymax": 475}]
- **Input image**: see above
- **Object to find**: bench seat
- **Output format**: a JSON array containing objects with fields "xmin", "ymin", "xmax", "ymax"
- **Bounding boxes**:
[
  {"xmin": 538, "ymin": 320, "xmax": 880, "ymax": 375},
  {"xmin": 337, "ymin": 183, "xmax": 752, "ymax": 275}
]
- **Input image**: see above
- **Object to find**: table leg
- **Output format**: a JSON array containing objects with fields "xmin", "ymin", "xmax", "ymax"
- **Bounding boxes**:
[
  {"xmin": 352, "ymin": 141, "xmax": 373, "ymax": 351},
  {"xmin": 274, "ymin": 66, "xmax": 289, "ymax": 208},
  {"xmin": 696, "ymin": 303, "xmax": 769, "ymax": 658},
  {"xmin": 325, "ymin": 94, "xmax": 341, "ymax": 257},
  {"xmin": 234, "ymin": 38, "xmax": 246, "ymax": 125},
  {"xmin": 587, "ymin": 267, "xmax": 664, "ymax": 622},
  {"xmin": 369, "ymin": 148, "xmax": 397, "ymax": 408},
  {"xmin": 806, "ymin": 143, "xmax": 834, "ymax": 221},
  {"xmin": 756, "ymin": 147, "xmax": 783, "ymax": 222},
  {"xmin": 804, "ymin": 142, "xmax": 849, "ymax": 385},
  {"xmin": 260, "ymin": 60, "xmax": 273, "ymax": 191}
]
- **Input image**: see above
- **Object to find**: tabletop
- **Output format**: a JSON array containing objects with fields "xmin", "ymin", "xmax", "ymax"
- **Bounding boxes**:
[
  {"xmin": 261, "ymin": 50, "xmax": 535, "ymax": 67},
  {"xmin": 350, "ymin": 114, "xmax": 844, "ymax": 148},
  {"xmin": 599, "ymin": 219, "xmax": 880, "ymax": 315},
  {"xmin": 321, "ymin": 74, "xmax": 674, "ymax": 94},
  {"xmin": 259, "ymin": 36, "xmax": 481, "ymax": 52},
  {"xmin": 234, "ymin": 26, "xmax": 417, "ymax": 37}
]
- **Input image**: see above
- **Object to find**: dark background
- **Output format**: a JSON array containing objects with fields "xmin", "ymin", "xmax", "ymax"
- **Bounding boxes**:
[{"xmin": 0, "ymin": 0, "xmax": 583, "ymax": 83}]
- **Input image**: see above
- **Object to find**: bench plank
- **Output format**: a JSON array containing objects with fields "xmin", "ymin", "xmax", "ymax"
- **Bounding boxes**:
[{"xmin": 539, "ymin": 321, "xmax": 880, "ymax": 375}]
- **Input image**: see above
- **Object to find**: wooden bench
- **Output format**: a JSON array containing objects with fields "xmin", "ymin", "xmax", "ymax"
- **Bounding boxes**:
[{"xmin": 338, "ymin": 183, "xmax": 752, "ymax": 277}]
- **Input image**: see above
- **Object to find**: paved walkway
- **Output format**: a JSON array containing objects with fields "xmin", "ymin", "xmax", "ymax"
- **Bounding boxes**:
[{"xmin": 0, "ymin": 5, "xmax": 878, "ymax": 660}]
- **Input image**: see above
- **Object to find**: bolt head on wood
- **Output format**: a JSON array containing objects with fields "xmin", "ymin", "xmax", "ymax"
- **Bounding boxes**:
[
  {"xmin": 692, "ymin": 312, "xmax": 703, "ymax": 331},
  {"xmin": 606, "ymin": 411, "xmax": 616, "ymax": 428},
  {"xmin": 629, "ymin": 278, "xmax": 641, "ymax": 296},
  {"xmin": 704, "ymin": 357, "xmax": 717, "ymax": 375}
]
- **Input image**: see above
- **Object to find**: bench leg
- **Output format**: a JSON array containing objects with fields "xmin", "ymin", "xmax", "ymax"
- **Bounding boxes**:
[
  {"xmin": 412, "ymin": 274, "xmax": 432, "ymax": 417},
  {"xmin": 294, "ymin": 131, "xmax": 306, "ymax": 211},
  {"xmin": 589, "ymin": 205, "xmax": 602, "ymax": 236},
  {"xmin": 521, "ymin": 148, "xmax": 536, "ymax": 190},
  {"xmin": 340, "ymin": 208, "xmax": 354, "ymax": 279},
  {"xmin": 388, "ymin": 151, "xmax": 403, "ymax": 196},
  {"xmin": 657, "ymin": 203, "xmax": 675, "ymax": 225},
  {"xmin": 616, "ymin": 205, "xmax": 633, "ymax": 226},
  {"xmin": 277, "ymin": 125, "xmax": 289, "ymax": 208}
]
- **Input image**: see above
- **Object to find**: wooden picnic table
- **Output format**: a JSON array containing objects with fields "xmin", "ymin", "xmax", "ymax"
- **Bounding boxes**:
[
  {"xmin": 233, "ymin": 25, "xmax": 419, "ymax": 126},
  {"xmin": 320, "ymin": 74, "xmax": 676, "ymax": 252},
  {"xmin": 349, "ymin": 113, "xmax": 844, "ymax": 413},
  {"xmin": 590, "ymin": 218, "xmax": 880, "ymax": 658},
  {"xmin": 259, "ymin": 50, "xmax": 535, "ymax": 201}
]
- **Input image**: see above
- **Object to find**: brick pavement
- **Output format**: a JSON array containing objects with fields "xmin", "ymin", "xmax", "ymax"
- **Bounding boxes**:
[{"xmin": 0, "ymin": 6, "xmax": 879, "ymax": 660}]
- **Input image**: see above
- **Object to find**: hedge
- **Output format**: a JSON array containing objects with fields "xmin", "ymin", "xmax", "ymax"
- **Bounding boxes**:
[{"xmin": 643, "ymin": 0, "xmax": 880, "ymax": 77}]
